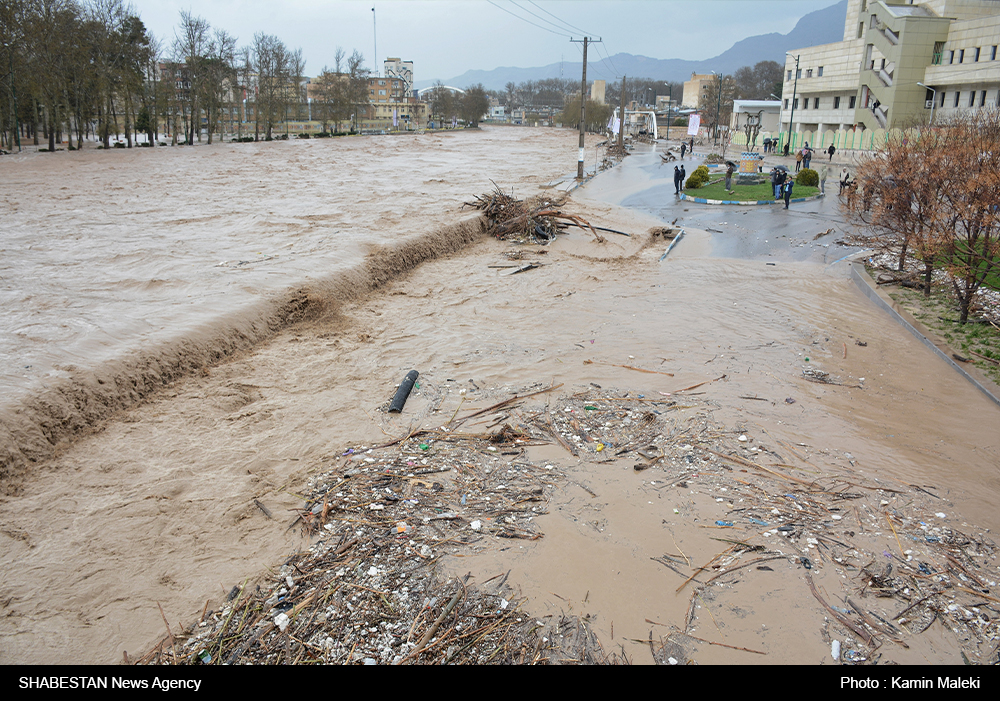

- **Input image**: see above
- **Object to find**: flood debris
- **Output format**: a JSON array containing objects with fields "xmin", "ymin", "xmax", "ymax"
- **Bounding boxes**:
[
  {"xmin": 138, "ymin": 381, "xmax": 621, "ymax": 665},
  {"xmin": 138, "ymin": 379, "xmax": 997, "ymax": 666},
  {"xmin": 464, "ymin": 184, "xmax": 605, "ymax": 244}
]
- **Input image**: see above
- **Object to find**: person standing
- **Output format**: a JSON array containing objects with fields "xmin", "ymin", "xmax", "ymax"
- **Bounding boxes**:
[
  {"xmin": 680, "ymin": 142, "xmax": 687, "ymax": 159},
  {"xmin": 680, "ymin": 165, "xmax": 686, "ymax": 190},
  {"xmin": 839, "ymin": 167, "xmax": 850, "ymax": 195},
  {"xmin": 725, "ymin": 162, "xmax": 734, "ymax": 192},
  {"xmin": 795, "ymin": 148, "xmax": 803, "ymax": 172},
  {"xmin": 771, "ymin": 167, "xmax": 780, "ymax": 199},
  {"xmin": 819, "ymin": 164, "xmax": 828, "ymax": 194},
  {"xmin": 689, "ymin": 137, "xmax": 694, "ymax": 155},
  {"xmin": 673, "ymin": 166, "xmax": 682, "ymax": 194},
  {"xmin": 783, "ymin": 177, "xmax": 794, "ymax": 209},
  {"xmin": 827, "ymin": 144, "xmax": 836, "ymax": 161},
  {"xmin": 803, "ymin": 143, "xmax": 813, "ymax": 170}
]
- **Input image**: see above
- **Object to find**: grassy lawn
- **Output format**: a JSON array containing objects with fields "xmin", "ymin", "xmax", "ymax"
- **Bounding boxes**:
[
  {"xmin": 686, "ymin": 180, "xmax": 820, "ymax": 201},
  {"xmin": 887, "ymin": 285, "xmax": 1000, "ymax": 386}
]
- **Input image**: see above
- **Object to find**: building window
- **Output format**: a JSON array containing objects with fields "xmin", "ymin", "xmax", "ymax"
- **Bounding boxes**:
[
  {"xmin": 796, "ymin": 69, "xmax": 801, "ymax": 79},
  {"xmin": 818, "ymin": 66, "xmax": 824, "ymax": 77},
  {"xmin": 787, "ymin": 70, "xmax": 792, "ymax": 80},
  {"xmin": 814, "ymin": 97, "xmax": 820, "ymax": 108},
  {"xmin": 834, "ymin": 96, "xmax": 841, "ymax": 108},
  {"xmin": 980, "ymin": 90, "xmax": 987, "ymax": 106},
  {"xmin": 959, "ymin": 49, "xmax": 965, "ymax": 63},
  {"xmin": 993, "ymin": 46, "xmax": 998, "ymax": 60},
  {"xmin": 858, "ymin": 23, "xmax": 864, "ymax": 39},
  {"xmin": 794, "ymin": 98, "xmax": 799, "ymax": 109},
  {"xmin": 849, "ymin": 95, "xmax": 856, "ymax": 109},
  {"xmin": 802, "ymin": 98, "xmax": 807, "ymax": 110},
  {"xmin": 784, "ymin": 99, "xmax": 789, "ymax": 109},
  {"xmin": 949, "ymin": 50, "xmax": 955, "ymax": 64},
  {"xmin": 941, "ymin": 91, "xmax": 946, "ymax": 107},
  {"xmin": 806, "ymin": 69, "xmax": 813, "ymax": 78},
  {"xmin": 974, "ymin": 47, "xmax": 981, "ymax": 62},
  {"xmin": 955, "ymin": 91, "xmax": 961, "ymax": 107}
]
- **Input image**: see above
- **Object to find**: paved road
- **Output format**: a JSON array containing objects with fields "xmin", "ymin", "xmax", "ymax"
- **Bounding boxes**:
[{"xmin": 577, "ymin": 142, "xmax": 864, "ymax": 266}]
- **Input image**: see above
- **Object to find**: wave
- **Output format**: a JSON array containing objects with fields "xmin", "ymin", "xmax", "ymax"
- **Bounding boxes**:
[{"xmin": 0, "ymin": 214, "xmax": 487, "ymax": 495}]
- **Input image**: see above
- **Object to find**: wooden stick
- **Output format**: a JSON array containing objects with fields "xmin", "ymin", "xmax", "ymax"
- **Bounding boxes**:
[{"xmin": 583, "ymin": 359, "xmax": 674, "ymax": 376}]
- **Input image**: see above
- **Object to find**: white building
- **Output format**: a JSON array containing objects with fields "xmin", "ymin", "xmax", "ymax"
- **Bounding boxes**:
[
  {"xmin": 780, "ymin": 0, "xmax": 1000, "ymax": 135},
  {"xmin": 384, "ymin": 58, "xmax": 414, "ymax": 96}
]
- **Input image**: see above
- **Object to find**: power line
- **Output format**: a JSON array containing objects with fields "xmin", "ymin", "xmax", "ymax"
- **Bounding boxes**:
[
  {"xmin": 509, "ymin": 0, "xmax": 579, "ymax": 35},
  {"xmin": 485, "ymin": 0, "xmax": 572, "ymax": 38},
  {"xmin": 526, "ymin": 0, "xmax": 595, "ymax": 37}
]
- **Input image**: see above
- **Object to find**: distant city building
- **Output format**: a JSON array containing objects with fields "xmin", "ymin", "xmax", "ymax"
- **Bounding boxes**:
[
  {"xmin": 384, "ymin": 58, "xmax": 414, "ymax": 95},
  {"xmin": 781, "ymin": 0, "xmax": 1000, "ymax": 134},
  {"xmin": 590, "ymin": 79, "xmax": 606, "ymax": 104},
  {"xmin": 364, "ymin": 75, "xmax": 427, "ymax": 130},
  {"xmin": 682, "ymin": 73, "xmax": 714, "ymax": 108}
]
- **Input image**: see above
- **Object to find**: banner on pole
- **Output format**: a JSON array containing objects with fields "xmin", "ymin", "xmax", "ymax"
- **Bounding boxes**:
[{"xmin": 687, "ymin": 114, "xmax": 700, "ymax": 136}]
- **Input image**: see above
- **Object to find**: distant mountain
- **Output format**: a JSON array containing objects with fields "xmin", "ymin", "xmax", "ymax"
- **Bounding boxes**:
[{"xmin": 417, "ymin": 0, "xmax": 847, "ymax": 91}]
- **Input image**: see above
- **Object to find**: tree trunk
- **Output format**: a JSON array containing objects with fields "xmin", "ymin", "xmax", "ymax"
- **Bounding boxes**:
[{"xmin": 923, "ymin": 261, "xmax": 933, "ymax": 297}]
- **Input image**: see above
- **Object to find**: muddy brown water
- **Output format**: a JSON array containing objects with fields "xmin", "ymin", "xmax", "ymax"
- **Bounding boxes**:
[{"xmin": 1, "ymin": 130, "xmax": 998, "ymax": 664}]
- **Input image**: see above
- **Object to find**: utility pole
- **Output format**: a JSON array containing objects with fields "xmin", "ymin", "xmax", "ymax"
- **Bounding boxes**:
[
  {"xmin": 618, "ymin": 74, "xmax": 626, "ymax": 151},
  {"xmin": 372, "ymin": 6, "xmax": 378, "ymax": 77},
  {"xmin": 571, "ymin": 37, "xmax": 601, "ymax": 179}
]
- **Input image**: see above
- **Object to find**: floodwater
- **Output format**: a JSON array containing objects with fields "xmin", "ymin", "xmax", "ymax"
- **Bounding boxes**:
[{"xmin": 1, "ymin": 130, "xmax": 998, "ymax": 665}]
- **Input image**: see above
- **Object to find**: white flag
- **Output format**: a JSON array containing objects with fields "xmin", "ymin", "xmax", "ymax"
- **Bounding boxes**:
[{"xmin": 687, "ymin": 114, "xmax": 701, "ymax": 136}]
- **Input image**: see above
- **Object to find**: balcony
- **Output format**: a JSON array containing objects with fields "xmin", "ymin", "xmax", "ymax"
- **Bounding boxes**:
[
  {"xmin": 932, "ymin": 52, "xmax": 943, "ymax": 65},
  {"xmin": 877, "ymin": 68, "xmax": 893, "ymax": 87},
  {"xmin": 881, "ymin": 26, "xmax": 899, "ymax": 46}
]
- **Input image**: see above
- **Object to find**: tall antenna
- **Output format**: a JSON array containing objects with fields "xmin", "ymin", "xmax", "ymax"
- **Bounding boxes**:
[{"xmin": 372, "ymin": 6, "xmax": 378, "ymax": 76}]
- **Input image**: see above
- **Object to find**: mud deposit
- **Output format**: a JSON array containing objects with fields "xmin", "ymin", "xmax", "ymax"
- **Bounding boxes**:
[{"xmin": 2, "ymin": 131, "xmax": 999, "ymax": 665}]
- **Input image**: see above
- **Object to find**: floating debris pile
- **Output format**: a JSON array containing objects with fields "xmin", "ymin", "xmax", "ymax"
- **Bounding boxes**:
[
  {"xmin": 464, "ymin": 184, "xmax": 604, "ymax": 244},
  {"xmin": 138, "ymin": 378, "xmax": 998, "ymax": 665}
]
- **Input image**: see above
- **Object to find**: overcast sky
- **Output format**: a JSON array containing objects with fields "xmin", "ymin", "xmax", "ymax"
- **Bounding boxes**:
[{"xmin": 131, "ymin": 0, "xmax": 838, "ymax": 83}]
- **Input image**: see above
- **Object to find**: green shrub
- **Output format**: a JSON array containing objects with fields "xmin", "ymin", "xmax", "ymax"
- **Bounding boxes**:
[
  {"xmin": 797, "ymin": 168, "xmax": 818, "ymax": 186},
  {"xmin": 297, "ymin": 133, "xmax": 311, "ymax": 139},
  {"xmin": 686, "ymin": 165, "xmax": 710, "ymax": 189}
]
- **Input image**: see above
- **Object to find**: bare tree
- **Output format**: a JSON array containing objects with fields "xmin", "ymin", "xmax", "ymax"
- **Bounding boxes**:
[{"xmin": 173, "ymin": 10, "xmax": 208, "ymax": 144}]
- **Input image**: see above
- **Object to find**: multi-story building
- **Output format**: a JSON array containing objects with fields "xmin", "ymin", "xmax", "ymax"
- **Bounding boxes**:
[
  {"xmin": 383, "ymin": 58, "xmax": 414, "ymax": 96},
  {"xmin": 682, "ymin": 73, "xmax": 714, "ymax": 108},
  {"xmin": 363, "ymin": 75, "xmax": 427, "ymax": 130},
  {"xmin": 780, "ymin": 0, "xmax": 1000, "ymax": 136}
]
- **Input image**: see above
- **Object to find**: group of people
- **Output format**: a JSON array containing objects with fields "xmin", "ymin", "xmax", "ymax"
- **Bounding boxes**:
[
  {"xmin": 770, "ymin": 167, "xmax": 794, "ymax": 208},
  {"xmin": 673, "ymin": 165, "xmax": 687, "ymax": 195}
]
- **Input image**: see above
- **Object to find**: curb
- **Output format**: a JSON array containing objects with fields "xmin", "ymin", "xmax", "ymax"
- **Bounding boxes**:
[
  {"xmin": 849, "ymin": 262, "xmax": 1000, "ymax": 409},
  {"xmin": 679, "ymin": 192, "xmax": 825, "ymax": 206}
]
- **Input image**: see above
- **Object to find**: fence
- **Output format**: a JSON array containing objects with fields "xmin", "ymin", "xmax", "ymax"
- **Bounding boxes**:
[{"xmin": 728, "ymin": 127, "xmax": 920, "ymax": 153}]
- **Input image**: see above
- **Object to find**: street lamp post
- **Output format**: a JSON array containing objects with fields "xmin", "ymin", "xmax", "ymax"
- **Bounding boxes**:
[
  {"xmin": 785, "ymin": 53, "xmax": 800, "ymax": 155},
  {"xmin": 916, "ymin": 82, "xmax": 936, "ymax": 125},
  {"xmin": 664, "ymin": 82, "xmax": 671, "ymax": 141}
]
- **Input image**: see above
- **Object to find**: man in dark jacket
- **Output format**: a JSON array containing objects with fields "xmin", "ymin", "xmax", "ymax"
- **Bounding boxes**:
[
  {"xmin": 783, "ymin": 178, "xmax": 794, "ymax": 209},
  {"xmin": 673, "ymin": 166, "xmax": 682, "ymax": 194}
]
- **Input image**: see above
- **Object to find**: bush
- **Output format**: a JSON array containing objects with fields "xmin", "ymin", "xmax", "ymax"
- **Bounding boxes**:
[
  {"xmin": 315, "ymin": 131, "xmax": 332, "ymax": 138},
  {"xmin": 297, "ymin": 133, "xmax": 311, "ymax": 139},
  {"xmin": 797, "ymin": 168, "xmax": 818, "ymax": 186},
  {"xmin": 686, "ymin": 164, "xmax": 710, "ymax": 189}
]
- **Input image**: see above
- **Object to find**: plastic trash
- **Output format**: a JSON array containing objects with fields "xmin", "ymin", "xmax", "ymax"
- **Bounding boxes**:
[{"xmin": 831, "ymin": 639, "xmax": 841, "ymax": 660}]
